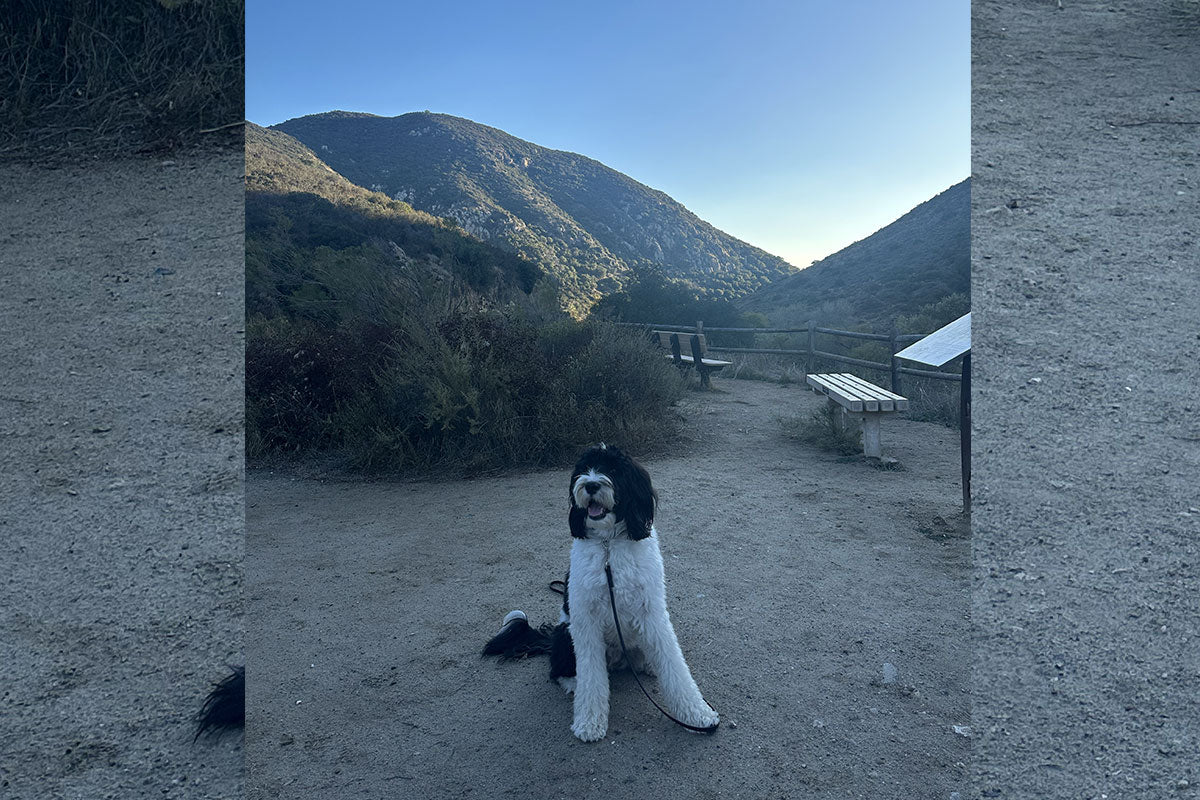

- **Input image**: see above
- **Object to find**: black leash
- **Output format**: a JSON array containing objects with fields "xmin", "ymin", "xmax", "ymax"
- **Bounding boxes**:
[{"xmin": 603, "ymin": 563, "xmax": 719, "ymax": 734}]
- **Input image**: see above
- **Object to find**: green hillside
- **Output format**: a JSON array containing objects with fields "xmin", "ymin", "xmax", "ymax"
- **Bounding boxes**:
[
  {"xmin": 272, "ymin": 111, "xmax": 798, "ymax": 315},
  {"xmin": 244, "ymin": 121, "xmax": 687, "ymax": 473},
  {"xmin": 743, "ymin": 179, "xmax": 970, "ymax": 330},
  {"xmin": 245, "ymin": 122, "xmax": 540, "ymax": 319}
]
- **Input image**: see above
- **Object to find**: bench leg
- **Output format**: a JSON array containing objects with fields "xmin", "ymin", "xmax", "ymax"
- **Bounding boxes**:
[
  {"xmin": 860, "ymin": 413, "xmax": 882, "ymax": 459},
  {"xmin": 829, "ymin": 400, "xmax": 847, "ymax": 434}
]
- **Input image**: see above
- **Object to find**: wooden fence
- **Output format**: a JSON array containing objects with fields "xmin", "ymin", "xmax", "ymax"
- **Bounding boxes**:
[{"xmin": 616, "ymin": 320, "xmax": 962, "ymax": 395}]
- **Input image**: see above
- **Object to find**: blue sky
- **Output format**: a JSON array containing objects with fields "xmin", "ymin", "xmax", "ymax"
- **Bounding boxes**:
[{"xmin": 247, "ymin": 1, "xmax": 968, "ymax": 269}]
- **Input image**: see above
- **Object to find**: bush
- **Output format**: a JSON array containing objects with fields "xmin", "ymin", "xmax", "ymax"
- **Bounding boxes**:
[
  {"xmin": 247, "ymin": 308, "xmax": 687, "ymax": 475},
  {"xmin": 589, "ymin": 268, "xmax": 765, "ymax": 347},
  {"xmin": 896, "ymin": 292, "xmax": 970, "ymax": 335},
  {"xmin": 245, "ymin": 315, "xmax": 393, "ymax": 458},
  {"xmin": 897, "ymin": 375, "xmax": 962, "ymax": 429},
  {"xmin": 779, "ymin": 403, "xmax": 862, "ymax": 457}
]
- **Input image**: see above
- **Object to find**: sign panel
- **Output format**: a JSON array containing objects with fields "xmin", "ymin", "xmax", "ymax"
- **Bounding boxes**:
[{"xmin": 894, "ymin": 313, "xmax": 970, "ymax": 367}]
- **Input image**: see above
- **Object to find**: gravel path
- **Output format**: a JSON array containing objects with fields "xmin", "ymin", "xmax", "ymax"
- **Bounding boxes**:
[
  {"xmin": 247, "ymin": 379, "xmax": 970, "ymax": 799},
  {"xmin": 971, "ymin": 2, "xmax": 1200, "ymax": 797},
  {"xmin": 0, "ymin": 153, "xmax": 245, "ymax": 799}
]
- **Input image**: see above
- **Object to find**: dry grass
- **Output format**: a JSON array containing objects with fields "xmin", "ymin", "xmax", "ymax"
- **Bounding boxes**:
[
  {"xmin": 779, "ymin": 402, "xmax": 863, "ymax": 457},
  {"xmin": 1, "ymin": 0, "xmax": 243, "ymax": 157}
]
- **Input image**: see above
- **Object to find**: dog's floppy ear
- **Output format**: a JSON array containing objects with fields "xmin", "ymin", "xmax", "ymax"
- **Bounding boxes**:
[
  {"xmin": 569, "ymin": 505, "xmax": 589, "ymax": 539},
  {"xmin": 568, "ymin": 469, "xmax": 588, "ymax": 538},
  {"xmin": 618, "ymin": 454, "xmax": 656, "ymax": 541}
]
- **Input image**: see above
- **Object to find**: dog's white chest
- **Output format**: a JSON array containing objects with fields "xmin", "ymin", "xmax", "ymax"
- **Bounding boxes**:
[{"xmin": 568, "ymin": 535, "xmax": 663, "ymax": 619}]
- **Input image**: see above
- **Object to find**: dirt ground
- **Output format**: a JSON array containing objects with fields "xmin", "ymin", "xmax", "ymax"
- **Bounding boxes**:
[
  {"xmin": 0, "ymin": 153, "xmax": 245, "ymax": 799},
  {"xmin": 971, "ymin": 2, "xmax": 1200, "ymax": 798},
  {"xmin": 247, "ymin": 380, "xmax": 970, "ymax": 799}
]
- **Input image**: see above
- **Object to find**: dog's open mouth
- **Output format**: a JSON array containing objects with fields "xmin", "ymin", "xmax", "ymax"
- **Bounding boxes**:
[{"xmin": 587, "ymin": 501, "xmax": 609, "ymax": 519}]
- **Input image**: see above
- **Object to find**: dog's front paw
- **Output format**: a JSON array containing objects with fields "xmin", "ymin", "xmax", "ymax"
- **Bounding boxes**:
[
  {"xmin": 681, "ymin": 703, "xmax": 720, "ymax": 732},
  {"xmin": 571, "ymin": 715, "xmax": 608, "ymax": 742},
  {"xmin": 557, "ymin": 676, "xmax": 577, "ymax": 695}
]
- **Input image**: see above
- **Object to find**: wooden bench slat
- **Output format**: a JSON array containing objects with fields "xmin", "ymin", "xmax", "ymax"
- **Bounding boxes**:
[
  {"xmin": 835, "ymin": 373, "xmax": 907, "ymax": 406},
  {"xmin": 667, "ymin": 354, "xmax": 732, "ymax": 368},
  {"xmin": 805, "ymin": 372, "xmax": 909, "ymax": 458},
  {"xmin": 806, "ymin": 372, "xmax": 908, "ymax": 412},
  {"xmin": 817, "ymin": 372, "xmax": 897, "ymax": 402},
  {"xmin": 819, "ymin": 382, "xmax": 865, "ymax": 410},
  {"xmin": 827, "ymin": 374, "xmax": 886, "ymax": 411},
  {"xmin": 655, "ymin": 331, "xmax": 708, "ymax": 350},
  {"xmin": 807, "ymin": 373, "xmax": 866, "ymax": 411}
]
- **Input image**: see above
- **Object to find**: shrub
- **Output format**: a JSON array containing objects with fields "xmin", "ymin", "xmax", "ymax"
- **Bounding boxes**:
[
  {"xmin": 779, "ymin": 403, "xmax": 861, "ymax": 457},
  {"xmin": 896, "ymin": 292, "xmax": 970, "ymax": 335},
  {"xmin": 247, "ymin": 307, "xmax": 687, "ymax": 475},
  {"xmin": 897, "ymin": 375, "xmax": 962, "ymax": 429},
  {"xmin": 589, "ymin": 268, "xmax": 765, "ymax": 347},
  {"xmin": 245, "ymin": 315, "xmax": 393, "ymax": 458}
]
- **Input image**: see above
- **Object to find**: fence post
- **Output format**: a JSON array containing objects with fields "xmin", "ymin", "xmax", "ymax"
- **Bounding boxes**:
[
  {"xmin": 961, "ymin": 351, "xmax": 972, "ymax": 514},
  {"xmin": 694, "ymin": 320, "xmax": 711, "ymax": 389},
  {"xmin": 889, "ymin": 322, "xmax": 902, "ymax": 394},
  {"xmin": 806, "ymin": 321, "xmax": 815, "ymax": 375}
]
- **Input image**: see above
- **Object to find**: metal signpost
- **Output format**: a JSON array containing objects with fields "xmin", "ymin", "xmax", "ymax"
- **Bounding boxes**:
[{"xmin": 894, "ymin": 313, "xmax": 972, "ymax": 513}]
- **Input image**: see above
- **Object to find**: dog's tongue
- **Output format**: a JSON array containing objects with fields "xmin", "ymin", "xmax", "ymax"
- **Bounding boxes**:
[{"xmin": 588, "ymin": 502, "xmax": 606, "ymax": 518}]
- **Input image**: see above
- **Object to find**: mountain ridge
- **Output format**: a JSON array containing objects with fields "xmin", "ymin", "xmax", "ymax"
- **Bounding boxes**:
[
  {"xmin": 244, "ymin": 121, "xmax": 540, "ymax": 318},
  {"xmin": 271, "ymin": 110, "xmax": 798, "ymax": 315},
  {"xmin": 741, "ymin": 179, "xmax": 970, "ymax": 329}
]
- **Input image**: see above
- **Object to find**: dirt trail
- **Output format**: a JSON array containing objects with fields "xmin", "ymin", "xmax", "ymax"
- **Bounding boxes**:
[
  {"xmin": 971, "ymin": 2, "xmax": 1200, "ymax": 797},
  {"xmin": 0, "ymin": 153, "xmax": 244, "ymax": 799},
  {"xmin": 248, "ymin": 379, "xmax": 969, "ymax": 799}
]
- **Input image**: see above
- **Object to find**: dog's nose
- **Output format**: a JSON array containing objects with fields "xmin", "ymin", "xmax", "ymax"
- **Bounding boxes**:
[{"xmin": 584, "ymin": 481, "xmax": 601, "ymax": 494}]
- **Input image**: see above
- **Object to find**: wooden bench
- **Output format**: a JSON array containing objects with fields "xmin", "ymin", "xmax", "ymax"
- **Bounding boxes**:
[
  {"xmin": 651, "ymin": 330, "xmax": 732, "ymax": 389},
  {"xmin": 806, "ymin": 373, "xmax": 908, "ymax": 458}
]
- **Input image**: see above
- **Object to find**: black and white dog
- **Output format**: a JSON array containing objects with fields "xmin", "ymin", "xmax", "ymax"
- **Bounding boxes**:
[{"xmin": 484, "ymin": 444, "xmax": 719, "ymax": 742}]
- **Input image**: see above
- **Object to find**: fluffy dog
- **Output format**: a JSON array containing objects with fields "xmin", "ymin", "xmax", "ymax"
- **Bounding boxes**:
[{"xmin": 483, "ymin": 443, "xmax": 719, "ymax": 742}]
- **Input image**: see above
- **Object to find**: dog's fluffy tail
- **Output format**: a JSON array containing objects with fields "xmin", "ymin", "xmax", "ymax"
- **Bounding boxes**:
[
  {"xmin": 482, "ymin": 610, "xmax": 553, "ymax": 660},
  {"xmin": 195, "ymin": 665, "xmax": 245, "ymax": 741}
]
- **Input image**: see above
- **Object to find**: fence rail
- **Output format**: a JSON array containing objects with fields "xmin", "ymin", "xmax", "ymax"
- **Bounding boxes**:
[{"xmin": 615, "ymin": 319, "xmax": 963, "ymax": 391}]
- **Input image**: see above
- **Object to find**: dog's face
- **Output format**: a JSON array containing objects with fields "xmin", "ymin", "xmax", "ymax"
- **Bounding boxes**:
[{"xmin": 568, "ymin": 444, "xmax": 656, "ymax": 541}]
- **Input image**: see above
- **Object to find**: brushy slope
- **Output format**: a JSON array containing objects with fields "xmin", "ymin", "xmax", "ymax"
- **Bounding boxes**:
[
  {"xmin": 271, "ymin": 111, "xmax": 798, "ymax": 315},
  {"xmin": 743, "ymin": 179, "xmax": 970, "ymax": 330},
  {"xmin": 246, "ymin": 122, "xmax": 541, "ymax": 318},
  {"xmin": 245, "ymin": 123, "xmax": 687, "ymax": 474}
]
